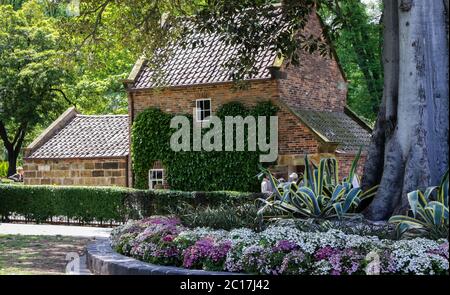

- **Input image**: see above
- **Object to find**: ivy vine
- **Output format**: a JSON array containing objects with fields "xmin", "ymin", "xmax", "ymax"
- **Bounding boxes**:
[{"xmin": 131, "ymin": 101, "xmax": 279, "ymax": 191}]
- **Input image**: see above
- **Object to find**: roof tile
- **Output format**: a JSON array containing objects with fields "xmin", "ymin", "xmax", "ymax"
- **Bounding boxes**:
[
  {"xmin": 291, "ymin": 108, "xmax": 372, "ymax": 152},
  {"xmin": 27, "ymin": 115, "xmax": 129, "ymax": 159},
  {"xmin": 133, "ymin": 23, "xmax": 277, "ymax": 89}
]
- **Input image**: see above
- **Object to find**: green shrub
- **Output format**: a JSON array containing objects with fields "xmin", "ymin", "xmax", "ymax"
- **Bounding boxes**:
[
  {"xmin": 0, "ymin": 178, "xmax": 14, "ymax": 184},
  {"xmin": 0, "ymin": 185, "xmax": 129, "ymax": 223},
  {"xmin": 131, "ymin": 101, "xmax": 278, "ymax": 192},
  {"xmin": 389, "ymin": 170, "xmax": 449, "ymax": 240},
  {"xmin": 174, "ymin": 203, "xmax": 262, "ymax": 231},
  {"xmin": 124, "ymin": 189, "xmax": 262, "ymax": 219},
  {"xmin": 0, "ymin": 185, "xmax": 262, "ymax": 224},
  {"xmin": 257, "ymin": 149, "xmax": 378, "ymax": 220},
  {"xmin": 0, "ymin": 161, "xmax": 8, "ymax": 178}
]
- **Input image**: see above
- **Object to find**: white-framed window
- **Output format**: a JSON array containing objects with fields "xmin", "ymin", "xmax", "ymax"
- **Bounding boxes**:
[
  {"xmin": 149, "ymin": 169, "xmax": 164, "ymax": 190},
  {"xmin": 195, "ymin": 99, "xmax": 212, "ymax": 122}
]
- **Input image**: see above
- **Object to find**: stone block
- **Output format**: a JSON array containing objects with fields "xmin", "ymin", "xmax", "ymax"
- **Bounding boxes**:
[
  {"xmin": 92, "ymin": 170, "xmax": 105, "ymax": 177},
  {"xmin": 84, "ymin": 162, "xmax": 95, "ymax": 170},
  {"xmin": 103, "ymin": 162, "xmax": 119, "ymax": 170}
]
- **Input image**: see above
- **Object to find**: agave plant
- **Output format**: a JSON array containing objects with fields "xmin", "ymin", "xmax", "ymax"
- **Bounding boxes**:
[
  {"xmin": 389, "ymin": 170, "xmax": 449, "ymax": 239},
  {"xmin": 257, "ymin": 148, "xmax": 378, "ymax": 220}
]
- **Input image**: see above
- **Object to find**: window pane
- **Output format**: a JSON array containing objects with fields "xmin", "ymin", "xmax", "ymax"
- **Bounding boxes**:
[
  {"xmin": 196, "ymin": 100, "xmax": 212, "ymax": 121},
  {"xmin": 204, "ymin": 100, "xmax": 210, "ymax": 110}
]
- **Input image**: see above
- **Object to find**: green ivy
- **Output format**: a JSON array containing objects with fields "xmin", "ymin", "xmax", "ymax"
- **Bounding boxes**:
[{"xmin": 132, "ymin": 101, "xmax": 279, "ymax": 191}]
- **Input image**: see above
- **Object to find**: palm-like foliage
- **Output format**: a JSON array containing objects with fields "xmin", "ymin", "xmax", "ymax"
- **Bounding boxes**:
[
  {"xmin": 257, "ymin": 148, "xmax": 378, "ymax": 220},
  {"xmin": 389, "ymin": 170, "xmax": 449, "ymax": 239}
]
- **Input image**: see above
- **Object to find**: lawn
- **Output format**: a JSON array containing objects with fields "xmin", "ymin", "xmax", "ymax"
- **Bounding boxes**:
[{"xmin": 0, "ymin": 235, "xmax": 92, "ymax": 275}]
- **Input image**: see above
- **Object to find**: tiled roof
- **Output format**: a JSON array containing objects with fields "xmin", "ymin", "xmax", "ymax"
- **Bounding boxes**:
[
  {"xmin": 27, "ymin": 115, "xmax": 129, "ymax": 159},
  {"xmin": 291, "ymin": 108, "xmax": 372, "ymax": 152},
  {"xmin": 133, "ymin": 24, "xmax": 278, "ymax": 89}
]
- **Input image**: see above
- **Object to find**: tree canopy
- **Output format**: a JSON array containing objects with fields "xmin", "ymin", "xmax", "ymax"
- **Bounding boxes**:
[{"xmin": 0, "ymin": 1, "xmax": 70, "ymax": 175}]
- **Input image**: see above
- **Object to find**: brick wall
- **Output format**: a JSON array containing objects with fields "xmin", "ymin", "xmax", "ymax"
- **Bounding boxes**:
[
  {"xmin": 276, "ymin": 103, "xmax": 321, "ymax": 155},
  {"xmin": 336, "ymin": 152, "xmax": 367, "ymax": 180},
  {"xmin": 277, "ymin": 13, "xmax": 347, "ymax": 112},
  {"xmin": 23, "ymin": 158, "xmax": 128, "ymax": 187},
  {"xmin": 129, "ymin": 80, "xmax": 324, "ymax": 157},
  {"xmin": 129, "ymin": 80, "xmax": 280, "ymax": 120},
  {"xmin": 125, "ymin": 13, "xmax": 365, "ymax": 185}
]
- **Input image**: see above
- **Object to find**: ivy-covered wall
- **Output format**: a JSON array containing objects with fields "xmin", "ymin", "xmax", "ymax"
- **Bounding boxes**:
[{"xmin": 131, "ymin": 101, "xmax": 278, "ymax": 192}]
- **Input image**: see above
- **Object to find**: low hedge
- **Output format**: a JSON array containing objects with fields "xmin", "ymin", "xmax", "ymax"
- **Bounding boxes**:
[{"xmin": 0, "ymin": 185, "xmax": 262, "ymax": 224}]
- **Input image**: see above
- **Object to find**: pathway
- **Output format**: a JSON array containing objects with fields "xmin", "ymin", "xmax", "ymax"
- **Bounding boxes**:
[
  {"xmin": 0, "ymin": 223, "xmax": 114, "ymax": 275},
  {"xmin": 0, "ymin": 223, "xmax": 112, "ymax": 238}
]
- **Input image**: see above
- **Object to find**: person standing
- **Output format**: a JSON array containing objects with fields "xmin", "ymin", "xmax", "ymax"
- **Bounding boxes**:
[{"xmin": 261, "ymin": 176, "xmax": 271, "ymax": 193}]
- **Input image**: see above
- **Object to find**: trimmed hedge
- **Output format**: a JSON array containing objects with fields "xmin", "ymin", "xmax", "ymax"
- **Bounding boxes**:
[{"xmin": 0, "ymin": 185, "xmax": 262, "ymax": 224}]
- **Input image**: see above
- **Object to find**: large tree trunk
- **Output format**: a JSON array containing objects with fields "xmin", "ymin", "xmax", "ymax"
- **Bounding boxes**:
[{"xmin": 362, "ymin": 0, "xmax": 449, "ymax": 220}]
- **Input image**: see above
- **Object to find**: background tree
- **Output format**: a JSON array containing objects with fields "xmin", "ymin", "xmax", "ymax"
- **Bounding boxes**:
[
  {"xmin": 321, "ymin": 0, "xmax": 383, "ymax": 122},
  {"xmin": 0, "ymin": 1, "xmax": 70, "ymax": 176}
]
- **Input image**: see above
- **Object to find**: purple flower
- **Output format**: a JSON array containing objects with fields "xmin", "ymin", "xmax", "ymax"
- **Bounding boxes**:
[
  {"xmin": 314, "ymin": 246, "xmax": 339, "ymax": 261},
  {"xmin": 162, "ymin": 235, "xmax": 175, "ymax": 242},
  {"xmin": 427, "ymin": 242, "xmax": 449, "ymax": 260},
  {"xmin": 273, "ymin": 240, "xmax": 298, "ymax": 252},
  {"xmin": 279, "ymin": 250, "xmax": 306, "ymax": 275},
  {"xmin": 379, "ymin": 250, "xmax": 397, "ymax": 273},
  {"xmin": 241, "ymin": 245, "xmax": 268, "ymax": 273},
  {"xmin": 183, "ymin": 238, "xmax": 232, "ymax": 269},
  {"xmin": 314, "ymin": 247, "xmax": 362, "ymax": 275}
]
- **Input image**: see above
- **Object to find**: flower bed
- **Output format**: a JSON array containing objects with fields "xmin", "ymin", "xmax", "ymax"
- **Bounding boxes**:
[{"xmin": 110, "ymin": 217, "xmax": 449, "ymax": 275}]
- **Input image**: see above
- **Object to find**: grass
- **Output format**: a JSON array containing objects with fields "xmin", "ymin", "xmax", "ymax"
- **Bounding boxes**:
[{"xmin": 0, "ymin": 235, "xmax": 92, "ymax": 275}]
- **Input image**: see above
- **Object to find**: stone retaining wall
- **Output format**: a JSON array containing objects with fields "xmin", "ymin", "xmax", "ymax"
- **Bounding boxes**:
[{"xmin": 86, "ymin": 239, "xmax": 240, "ymax": 275}]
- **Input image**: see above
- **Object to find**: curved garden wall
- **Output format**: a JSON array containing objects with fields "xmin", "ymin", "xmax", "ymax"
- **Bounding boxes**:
[{"xmin": 86, "ymin": 239, "xmax": 240, "ymax": 275}]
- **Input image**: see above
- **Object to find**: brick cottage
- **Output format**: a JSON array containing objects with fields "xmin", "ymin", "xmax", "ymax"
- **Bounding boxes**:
[{"xmin": 23, "ymin": 10, "xmax": 372, "ymax": 188}]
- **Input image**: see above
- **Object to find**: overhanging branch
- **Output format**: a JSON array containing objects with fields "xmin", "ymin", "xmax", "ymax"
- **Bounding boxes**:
[{"xmin": 50, "ymin": 88, "xmax": 76, "ymax": 107}]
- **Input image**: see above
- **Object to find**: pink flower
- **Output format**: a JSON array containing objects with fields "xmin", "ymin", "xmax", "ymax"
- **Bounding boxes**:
[{"xmin": 162, "ymin": 235, "xmax": 174, "ymax": 242}]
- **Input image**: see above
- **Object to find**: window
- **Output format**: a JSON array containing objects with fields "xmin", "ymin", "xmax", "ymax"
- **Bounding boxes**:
[
  {"xmin": 149, "ymin": 169, "xmax": 164, "ymax": 189},
  {"xmin": 195, "ymin": 99, "xmax": 212, "ymax": 122}
]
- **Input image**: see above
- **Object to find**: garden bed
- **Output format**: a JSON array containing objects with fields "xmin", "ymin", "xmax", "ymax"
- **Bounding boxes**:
[
  {"xmin": 109, "ymin": 217, "xmax": 449, "ymax": 275},
  {"xmin": 86, "ymin": 239, "xmax": 239, "ymax": 275}
]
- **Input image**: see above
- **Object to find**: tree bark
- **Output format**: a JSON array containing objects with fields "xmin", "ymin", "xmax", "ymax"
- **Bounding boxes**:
[
  {"xmin": 363, "ymin": 0, "xmax": 449, "ymax": 220},
  {"xmin": 6, "ymin": 149, "xmax": 18, "ymax": 177}
]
